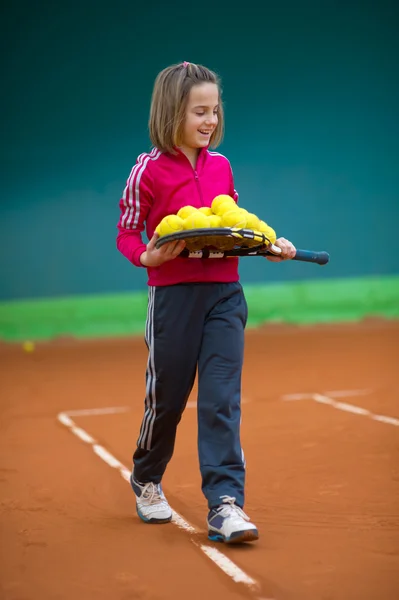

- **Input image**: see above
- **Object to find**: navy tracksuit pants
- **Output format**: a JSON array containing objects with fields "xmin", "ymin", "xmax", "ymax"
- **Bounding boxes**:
[{"xmin": 133, "ymin": 282, "xmax": 248, "ymax": 509}]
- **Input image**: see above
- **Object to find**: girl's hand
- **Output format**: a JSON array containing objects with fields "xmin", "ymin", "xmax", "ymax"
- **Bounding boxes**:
[
  {"xmin": 266, "ymin": 237, "xmax": 296, "ymax": 262},
  {"xmin": 140, "ymin": 232, "xmax": 186, "ymax": 267}
]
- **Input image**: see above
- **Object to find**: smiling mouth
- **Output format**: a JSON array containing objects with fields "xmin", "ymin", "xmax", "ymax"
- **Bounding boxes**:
[{"xmin": 198, "ymin": 130, "xmax": 211, "ymax": 135}]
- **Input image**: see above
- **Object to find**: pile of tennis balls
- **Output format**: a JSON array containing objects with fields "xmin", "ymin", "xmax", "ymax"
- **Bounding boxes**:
[{"xmin": 155, "ymin": 194, "xmax": 276, "ymax": 244}]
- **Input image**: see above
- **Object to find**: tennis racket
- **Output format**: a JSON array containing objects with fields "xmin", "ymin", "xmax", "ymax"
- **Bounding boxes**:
[{"xmin": 155, "ymin": 228, "xmax": 329, "ymax": 265}]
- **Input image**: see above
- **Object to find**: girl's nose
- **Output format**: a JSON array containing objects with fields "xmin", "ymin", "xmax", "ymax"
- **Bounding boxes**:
[{"xmin": 206, "ymin": 113, "xmax": 218, "ymax": 125}]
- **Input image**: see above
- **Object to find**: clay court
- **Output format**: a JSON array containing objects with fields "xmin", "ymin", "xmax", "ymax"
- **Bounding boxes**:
[{"xmin": 1, "ymin": 319, "xmax": 398, "ymax": 600}]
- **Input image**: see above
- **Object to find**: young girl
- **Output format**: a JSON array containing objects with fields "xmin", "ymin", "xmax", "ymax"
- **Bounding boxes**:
[{"xmin": 116, "ymin": 61, "xmax": 296, "ymax": 544}]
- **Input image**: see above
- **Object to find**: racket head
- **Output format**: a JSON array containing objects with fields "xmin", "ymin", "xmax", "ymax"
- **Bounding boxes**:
[{"xmin": 155, "ymin": 228, "xmax": 270, "ymax": 252}]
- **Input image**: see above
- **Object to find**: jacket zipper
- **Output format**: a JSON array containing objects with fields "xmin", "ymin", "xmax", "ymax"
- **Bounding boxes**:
[{"xmin": 194, "ymin": 170, "xmax": 204, "ymax": 205}]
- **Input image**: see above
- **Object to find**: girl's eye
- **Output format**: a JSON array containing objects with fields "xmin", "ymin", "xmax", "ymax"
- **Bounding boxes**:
[{"xmin": 195, "ymin": 111, "xmax": 218, "ymax": 117}]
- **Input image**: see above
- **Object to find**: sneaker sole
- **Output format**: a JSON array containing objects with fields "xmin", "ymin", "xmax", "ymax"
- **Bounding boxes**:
[
  {"xmin": 208, "ymin": 528, "xmax": 259, "ymax": 544},
  {"xmin": 136, "ymin": 505, "xmax": 172, "ymax": 525}
]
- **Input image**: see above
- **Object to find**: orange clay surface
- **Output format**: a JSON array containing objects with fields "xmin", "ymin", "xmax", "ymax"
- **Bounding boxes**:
[{"xmin": 1, "ymin": 320, "xmax": 399, "ymax": 600}]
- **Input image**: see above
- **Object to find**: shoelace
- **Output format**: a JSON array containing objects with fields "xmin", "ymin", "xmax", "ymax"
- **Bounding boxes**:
[
  {"xmin": 141, "ymin": 482, "xmax": 165, "ymax": 505},
  {"xmin": 217, "ymin": 495, "xmax": 250, "ymax": 521}
]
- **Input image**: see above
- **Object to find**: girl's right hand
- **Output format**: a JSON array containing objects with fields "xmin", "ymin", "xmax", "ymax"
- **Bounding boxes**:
[{"xmin": 140, "ymin": 232, "xmax": 186, "ymax": 267}]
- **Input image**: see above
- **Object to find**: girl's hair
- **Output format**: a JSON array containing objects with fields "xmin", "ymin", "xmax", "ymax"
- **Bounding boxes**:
[{"xmin": 149, "ymin": 62, "xmax": 224, "ymax": 153}]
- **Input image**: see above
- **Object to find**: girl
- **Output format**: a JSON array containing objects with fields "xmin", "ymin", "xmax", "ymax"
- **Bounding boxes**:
[{"xmin": 116, "ymin": 61, "xmax": 296, "ymax": 544}]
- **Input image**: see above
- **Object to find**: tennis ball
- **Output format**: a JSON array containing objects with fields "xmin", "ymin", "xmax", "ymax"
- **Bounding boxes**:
[
  {"xmin": 177, "ymin": 205, "xmax": 198, "ymax": 219},
  {"xmin": 258, "ymin": 220, "xmax": 277, "ymax": 244},
  {"xmin": 211, "ymin": 195, "xmax": 235, "ymax": 214},
  {"xmin": 208, "ymin": 215, "xmax": 222, "ymax": 227},
  {"xmin": 213, "ymin": 201, "xmax": 237, "ymax": 217},
  {"xmin": 221, "ymin": 209, "xmax": 248, "ymax": 228},
  {"xmin": 183, "ymin": 212, "xmax": 210, "ymax": 229},
  {"xmin": 198, "ymin": 207, "xmax": 213, "ymax": 216},
  {"xmin": 245, "ymin": 212, "xmax": 261, "ymax": 230},
  {"xmin": 156, "ymin": 215, "xmax": 185, "ymax": 236},
  {"xmin": 22, "ymin": 341, "xmax": 35, "ymax": 353}
]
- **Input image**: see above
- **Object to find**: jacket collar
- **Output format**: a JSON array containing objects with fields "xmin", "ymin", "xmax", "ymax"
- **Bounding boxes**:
[{"xmin": 173, "ymin": 146, "xmax": 208, "ymax": 171}]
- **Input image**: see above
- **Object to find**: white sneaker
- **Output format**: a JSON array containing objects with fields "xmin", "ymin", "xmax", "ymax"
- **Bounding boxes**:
[
  {"xmin": 207, "ymin": 495, "xmax": 259, "ymax": 543},
  {"xmin": 130, "ymin": 475, "xmax": 172, "ymax": 524}
]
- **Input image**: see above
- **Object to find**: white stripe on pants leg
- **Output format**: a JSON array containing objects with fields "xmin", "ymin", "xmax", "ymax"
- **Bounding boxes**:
[
  {"xmin": 137, "ymin": 286, "xmax": 155, "ymax": 449},
  {"xmin": 138, "ymin": 287, "xmax": 157, "ymax": 450},
  {"xmin": 138, "ymin": 286, "xmax": 155, "ymax": 448}
]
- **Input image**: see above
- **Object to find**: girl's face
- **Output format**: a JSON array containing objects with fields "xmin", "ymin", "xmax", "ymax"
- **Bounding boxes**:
[{"xmin": 180, "ymin": 83, "xmax": 219, "ymax": 154}]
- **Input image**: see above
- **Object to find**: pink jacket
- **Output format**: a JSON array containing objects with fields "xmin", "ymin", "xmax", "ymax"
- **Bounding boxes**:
[{"xmin": 116, "ymin": 147, "xmax": 240, "ymax": 286}]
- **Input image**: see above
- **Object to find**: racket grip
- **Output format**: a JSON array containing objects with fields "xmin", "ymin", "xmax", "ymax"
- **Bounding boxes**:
[{"xmin": 293, "ymin": 249, "xmax": 330, "ymax": 265}]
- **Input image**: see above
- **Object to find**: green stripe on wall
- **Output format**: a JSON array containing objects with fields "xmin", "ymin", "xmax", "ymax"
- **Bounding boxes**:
[{"xmin": 1, "ymin": 275, "xmax": 398, "ymax": 342}]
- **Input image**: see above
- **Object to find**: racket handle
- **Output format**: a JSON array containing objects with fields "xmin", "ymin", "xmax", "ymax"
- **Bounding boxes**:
[{"xmin": 293, "ymin": 249, "xmax": 329, "ymax": 265}]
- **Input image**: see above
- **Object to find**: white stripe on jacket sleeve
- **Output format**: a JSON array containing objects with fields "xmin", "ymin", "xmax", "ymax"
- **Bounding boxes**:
[{"xmin": 120, "ymin": 148, "xmax": 161, "ymax": 229}]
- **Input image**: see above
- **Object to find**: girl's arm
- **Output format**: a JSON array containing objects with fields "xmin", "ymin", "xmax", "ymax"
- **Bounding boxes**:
[
  {"xmin": 116, "ymin": 166, "xmax": 153, "ymax": 267},
  {"xmin": 116, "ymin": 164, "xmax": 185, "ymax": 268}
]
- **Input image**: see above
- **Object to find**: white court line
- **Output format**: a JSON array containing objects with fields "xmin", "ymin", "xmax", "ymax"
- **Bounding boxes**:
[
  {"xmin": 282, "ymin": 393, "xmax": 310, "ymax": 401},
  {"xmin": 281, "ymin": 391, "xmax": 399, "ymax": 427},
  {"xmin": 57, "ymin": 409, "xmax": 260, "ymax": 594},
  {"xmin": 313, "ymin": 394, "xmax": 399, "ymax": 426},
  {"xmin": 283, "ymin": 389, "xmax": 371, "ymax": 401},
  {"xmin": 65, "ymin": 406, "xmax": 131, "ymax": 417},
  {"xmin": 324, "ymin": 389, "xmax": 372, "ymax": 398}
]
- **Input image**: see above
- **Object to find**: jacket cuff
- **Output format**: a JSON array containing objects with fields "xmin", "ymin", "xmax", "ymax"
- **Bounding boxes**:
[{"xmin": 131, "ymin": 244, "xmax": 147, "ymax": 267}]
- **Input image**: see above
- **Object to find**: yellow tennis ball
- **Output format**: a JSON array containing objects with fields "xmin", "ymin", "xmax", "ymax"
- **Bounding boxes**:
[
  {"xmin": 258, "ymin": 220, "xmax": 269, "ymax": 231},
  {"xmin": 212, "ymin": 201, "xmax": 237, "ymax": 217},
  {"xmin": 245, "ymin": 212, "xmax": 261, "ymax": 230},
  {"xmin": 156, "ymin": 215, "xmax": 185, "ymax": 236},
  {"xmin": 221, "ymin": 209, "xmax": 248, "ymax": 228},
  {"xmin": 208, "ymin": 215, "xmax": 222, "ymax": 227},
  {"xmin": 177, "ymin": 205, "xmax": 198, "ymax": 219},
  {"xmin": 258, "ymin": 220, "xmax": 277, "ymax": 244},
  {"xmin": 198, "ymin": 207, "xmax": 213, "ymax": 216},
  {"xmin": 183, "ymin": 212, "xmax": 210, "ymax": 229},
  {"xmin": 211, "ymin": 195, "xmax": 235, "ymax": 214},
  {"xmin": 22, "ymin": 341, "xmax": 35, "ymax": 353}
]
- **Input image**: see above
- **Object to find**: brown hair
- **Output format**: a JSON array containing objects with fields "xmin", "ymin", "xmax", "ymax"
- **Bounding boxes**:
[{"xmin": 149, "ymin": 62, "xmax": 224, "ymax": 153}]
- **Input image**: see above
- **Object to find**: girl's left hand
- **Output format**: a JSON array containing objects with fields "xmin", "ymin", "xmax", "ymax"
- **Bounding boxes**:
[{"xmin": 266, "ymin": 237, "xmax": 296, "ymax": 262}]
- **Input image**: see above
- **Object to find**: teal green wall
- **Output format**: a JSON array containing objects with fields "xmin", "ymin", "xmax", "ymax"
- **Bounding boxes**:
[{"xmin": 1, "ymin": 0, "xmax": 398, "ymax": 300}]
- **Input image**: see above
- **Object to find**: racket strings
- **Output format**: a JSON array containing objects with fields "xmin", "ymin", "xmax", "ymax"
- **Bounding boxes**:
[
  {"xmin": 184, "ymin": 229, "xmax": 269, "ymax": 252},
  {"xmin": 156, "ymin": 228, "xmax": 270, "ymax": 252},
  {"xmin": 185, "ymin": 234, "xmax": 243, "ymax": 251}
]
